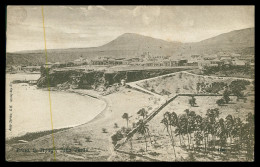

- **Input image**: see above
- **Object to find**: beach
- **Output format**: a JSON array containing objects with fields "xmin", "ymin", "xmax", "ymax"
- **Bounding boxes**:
[{"xmin": 6, "ymin": 73, "xmax": 106, "ymax": 139}]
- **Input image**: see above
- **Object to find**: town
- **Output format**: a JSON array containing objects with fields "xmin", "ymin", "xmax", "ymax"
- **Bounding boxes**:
[{"xmin": 6, "ymin": 51, "xmax": 255, "ymax": 74}]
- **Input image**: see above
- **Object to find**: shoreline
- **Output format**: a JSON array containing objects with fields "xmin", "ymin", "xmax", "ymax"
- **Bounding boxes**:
[{"xmin": 6, "ymin": 87, "xmax": 108, "ymax": 143}]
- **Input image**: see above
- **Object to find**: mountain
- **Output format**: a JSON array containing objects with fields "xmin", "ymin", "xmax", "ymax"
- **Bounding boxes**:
[
  {"xmin": 198, "ymin": 27, "xmax": 254, "ymax": 47},
  {"xmin": 180, "ymin": 27, "xmax": 255, "ymax": 56},
  {"xmin": 6, "ymin": 28, "xmax": 254, "ymax": 66},
  {"xmin": 99, "ymin": 33, "xmax": 182, "ymax": 52}
]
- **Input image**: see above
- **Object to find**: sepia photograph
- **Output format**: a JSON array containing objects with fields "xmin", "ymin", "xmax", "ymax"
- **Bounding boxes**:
[{"xmin": 5, "ymin": 5, "xmax": 254, "ymax": 162}]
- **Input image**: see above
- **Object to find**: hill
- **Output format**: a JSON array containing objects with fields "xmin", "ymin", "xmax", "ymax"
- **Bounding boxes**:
[
  {"xmin": 179, "ymin": 27, "xmax": 255, "ymax": 56},
  {"xmin": 6, "ymin": 27, "xmax": 254, "ymax": 66}
]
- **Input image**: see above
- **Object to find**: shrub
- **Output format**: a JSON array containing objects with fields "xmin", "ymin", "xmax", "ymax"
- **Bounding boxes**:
[
  {"xmin": 138, "ymin": 148, "xmax": 145, "ymax": 153},
  {"xmin": 85, "ymin": 136, "xmax": 91, "ymax": 142},
  {"xmin": 111, "ymin": 130, "xmax": 124, "ymax": 146},
  {"xmin": 114, "ymin": 123, "xmax": 119, "ymax": 128},
  {"xmin": 216, "ymin": 98, "xmax": 225, "ymax": 106},
  {"xmin": 148, "ymin": 151, "xmax": 160, "ymax": 156},
  {"xmin": 223, "ymin": 89, "xmax": 231, "ymax": 104},
  {"xmin": 129, "ymin": 154, "xmax": 136, "ymax": 159},
  {"xmin": 160, "ymin": 89, "xmax": 171, "ymax": 96},
  {"xmin": 189, "ymin": 96, "xmax": 197, "ymax": 107},
  {"xmin": 102, "ymin": 128, "xmax": 108, "ymax": 133}
]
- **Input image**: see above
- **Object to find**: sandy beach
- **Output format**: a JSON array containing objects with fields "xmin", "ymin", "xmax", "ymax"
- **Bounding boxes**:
[{"xmin": 6, "ymin": 86, "xmax": 155, "ymax": 161}]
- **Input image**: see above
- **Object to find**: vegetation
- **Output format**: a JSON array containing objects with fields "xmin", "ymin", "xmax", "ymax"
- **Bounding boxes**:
[
  {"xmin": 223, "ymin": 89, "xmax": 231, "ymax": 104},
  {"xmin": 136, "ymin": 120, "xmax": 152, "ymax": 152},
  {"xmin": 161, "ymin": 112, "xmax": 178, "ymax": 159},
  {"xmin": 6, "ymin": 127, "xmax": 71, "ymax": 144},
  {"xmin": 122, "ymin": 113, "xmax": 130, "ymax": 128},
  {"xmin": 229, "ymin": 80, "xmax": 251, "ymax": 98},
  {"xmin": 114, "ymin": 123, "xmax": 119, "ymax": 128},
  {"xmin": 85, "ymin": 136, "xmax": 92, "ymax": 142},
  {"xmin": 111, "ymin": 129, "xmax": 124, "ymax": 146},
  {"xmin": 189, "ymin": 96, "xmax": 197, "ymax": 107},
  {"xmin": 197, "ymin": 82, "xmax": 227, "ymax": 94},
  {"xmin": 160, "ymin": 109, "xmax": 255, "ymax": 161},
  {"xmin": 137, "ymin": 108, "xmax": 148, "ymax": 119},
  {"xmin": 216, "ymin": 98, "xmax": 225, "ymax": 106},
  {"xmin": 102, "ymin": 128, "xmax": 108, "ymax": 133},
  {"xmin": 202, "ymin": 65, "xmax": 254, "ymax": 79}
]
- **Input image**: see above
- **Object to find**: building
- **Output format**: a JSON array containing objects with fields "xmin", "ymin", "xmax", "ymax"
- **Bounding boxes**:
[
  {"xmin": 238, "ymin": 54, "xmax": 254, "ymax": 63},
  {"xmin": 178, "ymin": 59, "xmax": 188, "ymax": 66},
  {"xmin": 204, "ymin": 54, "xmax": 218, "ymax": 60},
  {"xmin": 187, "ymin": 61, "xmax": 199, "ymax": 66},
  {"xmin": 22, "ymin": 66, "xmax": 41, "ymax": 72},
  {"xmin": 43, "ymin": 62, "xmax": 54, "ymax": 68},
  {"xmin": 170, "ymin": 60, "xmax": 178, "ymax": 67},
  {"xmin": 231, "ymin": 58, "xmax": 246, "ymax": 66},
  {"xmin": 74, "ymin": 56, "xmax": 85, "ymax": 65},
  {"xmin": 198, "ymin": 60, "xmax": 211, "ymax": 69},
  {"xmin": 163, "ymin": 60, "xmax": 171, "ymax": 66},
  {"xmin": 209, "ymin": 58, "xmax": 224, "ymax": 66}
]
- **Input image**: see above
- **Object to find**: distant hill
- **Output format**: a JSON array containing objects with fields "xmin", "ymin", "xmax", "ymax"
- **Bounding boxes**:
[
  {"xmin": 179, "ymin": 27, "xmax": 255, "ymax": 56},
  {"xmin": 6, "ymin": 27, "xmax": 254, "ymax": 66},
  {"xmin": 99, "ymin": 33, "xmax": 182, "ymax": 54}
]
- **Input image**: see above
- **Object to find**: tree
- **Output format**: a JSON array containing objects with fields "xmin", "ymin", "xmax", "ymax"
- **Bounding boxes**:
[
  {"xmin": 102, "ymin": 128, "xmax": 108, "ymax": 133},
  {"xmin": 184, "ymin": 109, "xmax": 196, "ymax": 150},
  {"xmin": 223, "ymin": 89, "xmax": 231, "ymax": 104},
  {"xmin": 189, "ymin": 96, "xmax": 197, "ymax": 107},
  {"xmin": 122, "ymin": 113, "xmax": 130, "ymax": 128},
  {"xmin": 111, "ymin": 130, "xmax": 124, "ymax": 146},
  {"xmin": 229, "ymin": 80, "xmax": 250, "ymax": 98},
  {"xmin": 137, "ymin": 108, "xmax": 148, "ymax": 119},
  {"xmin": 232, "ymin": 117, "xmax": 243, "ymax": 157},
  {"xmin": 194, "ymin": 115, "xmax": 203, "ymax": 151},
  {"xmin": 241, "ymin": 113, "xmax": 254, "ymax": 160},
  {"xmin": 170, "ymin": 112, "xmax": 183, "ymax": 146},
  {"xmin": 216, "ymin": 98, "xmax": 225, "ymax": 106},
  {"xmin": 114, "ymin": 123, "xmax": 119, "ymax": 128},
  {"xmin": 177, "ymin": 114, "xmax": 189, "ymax": 147},
  {"xmin": 225, "ymin": 115, "xmax": 234, "ymax": 155},
  {"xmin": 137, "ymin": 120, "xmax": 151, "ymax": 152},
  {"xmin": 161, "ymin": 113, "xmax": 177, "ymax": 160},
  {"xmin": 216, "ymin": 118, "xmax": 228, "ymax": 154},
  {"xmin": 202, "ymin": 117, "xmax": 210, "ymax": 154},
  {"xmin": 206, "ymin": 108, "xmax": 220, "ymax": 150}
]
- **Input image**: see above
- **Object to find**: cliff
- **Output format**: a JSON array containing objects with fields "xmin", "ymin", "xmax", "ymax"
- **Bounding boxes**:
[{"xmin": 37, "ymin": 68, "xmax": 191, "ymax": 91}]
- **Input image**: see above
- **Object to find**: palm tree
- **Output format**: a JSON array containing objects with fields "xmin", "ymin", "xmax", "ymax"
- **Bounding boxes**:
[
  {"xmin": 178, "ymin": 114, "xmax": 188, "ymax": 147},
  {"xmin": 122, "ymin": 113, "xmax": 129, "ymax": 128},
  {"xmin": 170, "ymin": 112, "xmax": 183, "ymax": 146},
  {"xmin": 189, "ymin": 96, "xmax": 197, "ymax": 107},
  {"xmin": 161, "ymin": 112, "xmax": 177, "ymax": 160},
  {"xmin": 206, "ymin": 108, "xmax": 220, "ymax": 150},
  {"xmin": 184, "ymin": 109, "xmax": 196, "ymax": 150},
  {"xmin": 194, "ymin": 115, "xmax": 203, "ymax": 150},
  {"xmin": 223, "ymin": 89, "xmax": 231, "ymax": 104},
  {"xmin": 202, "ymin": 117, "xmax": 210, "ymax": 154},
  {"xmin": 137, "ymin": 108, "xmax": 148, "ymax": 119},
  {"xmin": 232, "ymin": 117, "xmax": 243, "ymax": 158},
  {"xmin": 225, "ymin": 115, "xmax": 234, "ymax": 153},
  {"xmin": 242, "ymin": 113, "xmax": 254, "ymax": 160},
  {"xmin": 216, "ymin": 118, "xmax": 228, "ymax": 155},
  {"xmin": 137, "ymin": 120, "xmax": 151, "ymax": 152}
]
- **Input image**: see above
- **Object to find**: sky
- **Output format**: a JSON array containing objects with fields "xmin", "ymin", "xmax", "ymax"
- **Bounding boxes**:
[{"xmin": 6, "ymin": 5, "xmax": 254, "ymax": 52}]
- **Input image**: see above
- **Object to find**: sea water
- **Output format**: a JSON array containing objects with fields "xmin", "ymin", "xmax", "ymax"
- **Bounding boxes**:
[{"xmin": 6, "ymin": 73, "xmax": 106, "ymax": 139}]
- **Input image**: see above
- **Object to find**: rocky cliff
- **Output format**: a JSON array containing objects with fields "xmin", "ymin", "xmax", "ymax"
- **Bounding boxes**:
[{"xmin": 37, "ymin": 68, "xmax": 191, "ymax": 91}]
